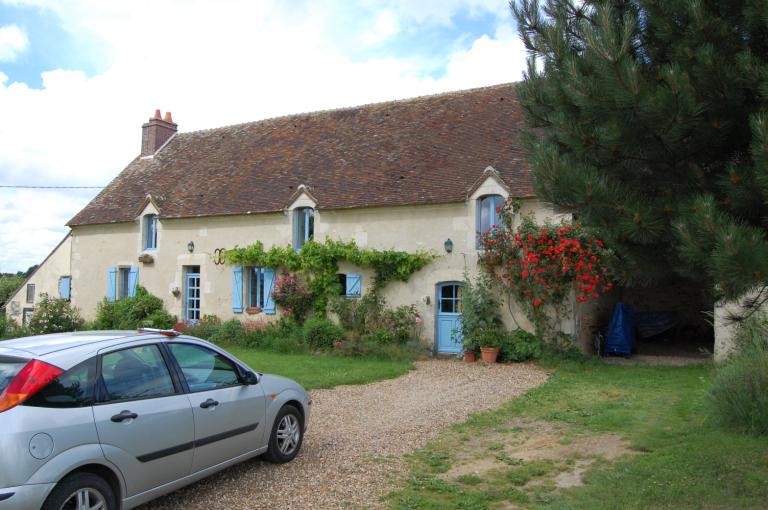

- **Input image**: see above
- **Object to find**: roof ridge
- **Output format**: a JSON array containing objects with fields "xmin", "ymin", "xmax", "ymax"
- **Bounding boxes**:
[{"xmin": 180, "ymin": 81, "xmax": 518, "ymax": 136}]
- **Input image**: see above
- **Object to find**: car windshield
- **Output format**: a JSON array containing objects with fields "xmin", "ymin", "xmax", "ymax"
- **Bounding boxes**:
[{"xmin": 0, "ymin": 356, "xmax": 29, "ymax": 393}]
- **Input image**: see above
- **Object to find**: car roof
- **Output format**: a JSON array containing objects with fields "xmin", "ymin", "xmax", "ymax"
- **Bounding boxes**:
[{"xmin": 0, "ymin": 331, "xmax": 148, "ymax": 356}]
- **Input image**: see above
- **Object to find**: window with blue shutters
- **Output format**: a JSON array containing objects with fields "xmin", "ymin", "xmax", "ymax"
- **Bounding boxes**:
[
  {"xmin": 337, "ymin": 273, "xmax": 362, "ymax": 298},
  {"xmin": 109, "ymin": 266, "xmax": 138, "ymax": 301},
  {"xmin": 247, "ymin": 267, "xmax": 276, "ymax": 314},
  {"xmin": 143, "ymin": 214, "xmax": 158, "ymax": 250},
  {"xmin": 476, "ymin": 195, "xmax": 503, "ymax": 249},
  {"xmin": 293, "ymin": 207, "xmax": 314, "ymax": 251}
]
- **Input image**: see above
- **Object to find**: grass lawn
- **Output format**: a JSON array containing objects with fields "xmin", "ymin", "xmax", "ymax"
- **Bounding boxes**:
[
  {"xmin": 388, "ymin": 360, "xmax": 768, "ymax": 509},
  {"xmin": 224, "ymin": 345, "xmax": 414, "ymax": 390}
]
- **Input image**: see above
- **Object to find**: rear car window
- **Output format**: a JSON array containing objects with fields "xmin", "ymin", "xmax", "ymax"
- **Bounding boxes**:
[
  {"xmin": 25, "ymin": 358, "xmax": 96, "ymax": 408},
  {"xmin": 0, "ymin": 356, "xmax": 29, "ymax": 394}
]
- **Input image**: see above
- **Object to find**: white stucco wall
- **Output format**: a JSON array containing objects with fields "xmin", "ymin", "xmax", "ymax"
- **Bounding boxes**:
[
  {"xmin": 6, "ymin": 234, "xmax": 73, "ymax": 323},
  {"xmin": 67, "ymin": 184, "xmax": 568, "ymax": 349}
]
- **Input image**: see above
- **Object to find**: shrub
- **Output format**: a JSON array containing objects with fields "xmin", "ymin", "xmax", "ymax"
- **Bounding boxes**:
[
  {"xmin": 380, "ymin": 305, "xmax": 420, "ymax": 344},
  {"xmin": 184, "ymin": 314, "xmax": 222, "ymax": 340},
  {"xmin": 331, "ymin": 293, "xmax": 421, "ymax": 345},
  {"xmin": 28, "ymin": 294, "xmax": 85, "ymax": 335},
  {"xmin": 95, "ymin": 286, "xmax": 175, "ymax": 330},
  {"xmin": 362, "ymin": 327, "xmax": 398, "ymax": 345},
  {"xmin": 302, "ymin": 318, "xmax": 344, "ymax": 350},
  {"xmin": 709, "ymin": 315, "xmax": 768, "ymax": 435},
  {"xmin": 272, "ymin": 273, "xmax": 313, "ymax": 321},
  {"xmin": 460, "ymin": 273, "xmax": 503, "ymax": 353},
  {"xmin": 210, "ymin": 319, "xmax": 246, "ymax": 345},
  {"xmin": 498, "ymin": 329, "xmax": 543, "ymax": 362},
  {"xmin": 334, "ymin": 337, "xmax": 420, "ymax": 361}
]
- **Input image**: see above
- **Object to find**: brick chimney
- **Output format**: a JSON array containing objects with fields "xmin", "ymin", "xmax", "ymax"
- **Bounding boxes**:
[{"xmin": 141, "ymin": 109, "xmax": 177, "ymax": 156}]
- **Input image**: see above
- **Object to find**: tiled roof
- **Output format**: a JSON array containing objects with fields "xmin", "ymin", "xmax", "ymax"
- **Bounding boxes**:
[{"xmin": 68, "ymin": 83, "xmax": 533, "ymax": 226}]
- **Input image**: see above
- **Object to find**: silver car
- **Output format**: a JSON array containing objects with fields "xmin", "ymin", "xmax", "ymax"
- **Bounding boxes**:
[{"xmin": 0, "ymin": 329, "xmax": 311, "ymax": 510}]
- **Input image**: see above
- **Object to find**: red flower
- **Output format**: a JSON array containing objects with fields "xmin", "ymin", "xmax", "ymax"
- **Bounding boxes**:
[{"xmin": 533, "ymin": 298, "xmax": 543, "ymax": 307}]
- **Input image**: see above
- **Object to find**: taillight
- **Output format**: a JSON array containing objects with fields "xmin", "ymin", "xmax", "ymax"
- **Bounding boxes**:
[{"xmin": 0, "ymin": 360, "xmax": 63, "ymax": 413}]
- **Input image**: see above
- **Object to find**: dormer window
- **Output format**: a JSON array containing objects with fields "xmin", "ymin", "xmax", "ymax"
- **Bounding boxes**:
[
  {"xmin": 476, "ymin": 195, "xmax": 503, "ymax": 248},
  {"xmin": 143, "ymin": 214, "xmax": 158, "ymax": 250},
  {"xmin": 294, "ymin": 207, "xmax": 314, "ymax": 251}
]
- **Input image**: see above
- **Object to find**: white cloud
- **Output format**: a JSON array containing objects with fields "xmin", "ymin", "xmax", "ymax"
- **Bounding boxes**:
[
  {"xmin": 0, "ymin": 24, "xmax": 28, "ymax": 62},
  {"xmin": 0, "ymin": 0, "xmax": 528, "ymax": 272}
]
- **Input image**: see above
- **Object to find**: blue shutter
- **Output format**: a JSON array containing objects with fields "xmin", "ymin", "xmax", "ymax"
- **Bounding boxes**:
[
  {"xmin": 128, "ymin": 267, "xmax": 139, "ymax": 297},
  {"xmin": 476, "ymin": 198, "xmax": 483, "ymax": 249},
  {"xmin": 107, "ymin": 266, "xmax": 117, "ymax": 302},
  {"xmin": 59, "ymin": 276, "xmax": 71, "ymax": 300},
  {"xmin": 346, "ymin": 273, "xmax": 361, "ymax": 297},
  {"xmin": 232, "ymin": 266, "xmax": 244, "ymax": 313},
  {"xmin": 263, "ymin": 268, "xmax": 276, "ymax": 314}
]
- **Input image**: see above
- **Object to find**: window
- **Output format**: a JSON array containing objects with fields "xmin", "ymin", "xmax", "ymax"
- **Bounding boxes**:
[
  {"xmin": 99, "ymin": 345, "xmax": 175, "ymax": 402},
  {"xmin": 168, "ymin": 343, "xmax": 240, "ymax": 392},
  {"xmin": 476, "ymin": 195, "xmax": 504, "ymax": 248},
  {"xmin": 108, "ymin": 266, "xmax": 138, "ymax": 302},
  {"xmin": 22, "ymin": 308, "xmax": 33, "ymax": 326},
  {"xmin": 249, "ymin": 268, "xmax": 266, "ymax": 308},
  {"xmin": 439, "ymin": 284, "xmax": 463, "ymax": 314},
  {"xmin": 26, "ymin": 284, "xmax": 35, "ymax": 304},
  {"xmin": 59, "ymin": 276, "xmax": 71, "ymax": 301},
  {"xmin": 338, "ymin": 273, "xmax": 361, "ymax": 297},
  {"xmin": 143, "ymin": 214, "xmax": 158, "ymax": 250},
  {"xmin": 26, "ymin": 358, "xmax": 96, "ymax": 408},
  {"xmin": 293, "ymin": 207, "xmax": 314, "ymax": 251}
]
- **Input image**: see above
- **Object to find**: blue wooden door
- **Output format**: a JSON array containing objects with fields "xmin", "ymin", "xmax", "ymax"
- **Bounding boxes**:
[
  {"xmin": 185, "ymin": 272, "xmax": 201, "ymax": 322},
  {"xmin": 436, "ymin": 283, "xmax": 463, "ymax": 353}
]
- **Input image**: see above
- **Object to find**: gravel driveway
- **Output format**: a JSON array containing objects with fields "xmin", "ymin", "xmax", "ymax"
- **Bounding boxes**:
[{"xmin": 141, "ymin": 359, "xmax": 549, "ymax": 510}]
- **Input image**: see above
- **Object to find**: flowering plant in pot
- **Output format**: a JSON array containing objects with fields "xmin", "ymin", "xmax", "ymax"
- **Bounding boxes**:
[{"xmin": 477, "ymin": 328, "xmax": 502, "ymax": 363}]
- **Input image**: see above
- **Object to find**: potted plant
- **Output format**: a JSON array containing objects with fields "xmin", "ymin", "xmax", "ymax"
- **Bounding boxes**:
[
  {"xmin": 461, "ymin": 331, "xmax": 479, "ymax": 363},
  {"xmin": 478, "ymin": 328, "xmax": 501, "ymax": 363}
]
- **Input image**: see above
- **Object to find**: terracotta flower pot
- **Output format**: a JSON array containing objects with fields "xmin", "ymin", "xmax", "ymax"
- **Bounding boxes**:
[
  {"xmin": 464, "ymin": 351, "xmax": 477, "ymax": 363},
  {"xmin": 480, "ymin": 347, "xmax": 499, "ymax": 363}
]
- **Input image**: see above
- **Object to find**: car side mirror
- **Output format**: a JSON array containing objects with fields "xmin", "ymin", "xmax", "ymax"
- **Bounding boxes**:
[{"xmin": 242, "ymin": 371, "xmax": 259, "ymax": 385}]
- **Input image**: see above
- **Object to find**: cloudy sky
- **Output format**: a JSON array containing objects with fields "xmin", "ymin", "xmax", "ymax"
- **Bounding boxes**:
[{"xmin": 0, "ymin": 0, "xmax": 528, "ymax": 273}]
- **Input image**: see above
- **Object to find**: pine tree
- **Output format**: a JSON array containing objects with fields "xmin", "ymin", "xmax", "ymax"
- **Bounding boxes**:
[{"xmin": 512, "ymin": 0, "xmax": 768, "ymax": 305}]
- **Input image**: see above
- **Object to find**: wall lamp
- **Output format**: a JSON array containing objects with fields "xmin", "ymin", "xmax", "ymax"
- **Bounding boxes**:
[
  {"xmin": 444, "ymin": 238, "xmax": 453, "ymax": 253},
  {"xmin": 187, "ymin": 241, "xmax": 195, "ymax": 253}
]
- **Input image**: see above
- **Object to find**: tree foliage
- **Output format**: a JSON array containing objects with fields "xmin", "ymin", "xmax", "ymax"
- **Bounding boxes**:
[{"xmin": 512, "ymin": 0, "xmax": 768, "ymax": 304}]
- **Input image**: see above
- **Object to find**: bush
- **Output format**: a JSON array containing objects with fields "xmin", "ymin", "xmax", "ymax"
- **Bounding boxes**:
[
  {"xmin": 460, "ymin": 273, "xmax": 503, "ymax": 353},
  {"xmin": 334, "ymin": 337, "xmax": 420, "ymax": 361},
  {"xmin": 272, "ymin": 273, "xmax": 313, "ymax": 322},
  {"xmin": 498, "ymin": 329, "xmax": 543, "ymax": 362},
  {"xmin": 302, "ymin": 318, "xmax": 344, "ymax": 350},
  {"xmin": 709, "ymin": 315, "xmax": 768, "ymax": 435},
  {"xmin": 95, "ymin": 286, "xmax": 175, "ymax": 330},
  {"xmin": 184, "ymin": 314, "xmax": 222, "ymax": 340},
  {"xmin": 331, "ymin": 293, "xmax": 421, "ymax": 345},
  {"xmin": 210, "ymin": 319, "xmax": 247, "ymax": 345},
  {"xmin": 28, "ymin": 294, "xmax": 85, "ymax": 335},
  {"xmin": 362, "ymin": 327, "xmax": 398, "ymax": 345}
]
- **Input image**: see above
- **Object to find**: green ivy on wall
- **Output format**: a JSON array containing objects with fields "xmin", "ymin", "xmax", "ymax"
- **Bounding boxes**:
[{"xmin": 223, "ymin": 239, "xmax": 436, "ymax": 314}]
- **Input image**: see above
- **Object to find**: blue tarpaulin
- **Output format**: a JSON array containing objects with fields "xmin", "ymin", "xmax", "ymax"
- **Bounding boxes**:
[{"xmin": 605, "ymin": 303, "xmax": 635, "ymax": 355}]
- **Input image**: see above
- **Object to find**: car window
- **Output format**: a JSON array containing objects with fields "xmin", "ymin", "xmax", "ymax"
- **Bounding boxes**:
[
  {"xmin": 0, "ymin": 356, "xmax": 28, "ymax": 394},
  {"xmin": 26, "ymin": 358, "xmax": 95, "ymax": 408},
  {"xmin": 100, "ymin": 345, "xmax": 175, "ymax": 402},
  {"xmin": 168, "ymin": 343, "xmax": 240, "ymax": 392}
]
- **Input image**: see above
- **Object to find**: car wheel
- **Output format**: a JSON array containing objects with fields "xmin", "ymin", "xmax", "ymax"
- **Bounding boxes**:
[
  {"xmin": 42, "ymin": 472, "xmax": 117, "ymax": 510},
  {"xmin": 265, "ymin": 404, "xmax": 303, "ymax": 463}
]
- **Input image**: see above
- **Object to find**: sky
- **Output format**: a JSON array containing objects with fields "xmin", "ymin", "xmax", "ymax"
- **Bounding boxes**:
[{"xmin": 0, "ymin": 0, "xmax": 529, "ymax": 273}]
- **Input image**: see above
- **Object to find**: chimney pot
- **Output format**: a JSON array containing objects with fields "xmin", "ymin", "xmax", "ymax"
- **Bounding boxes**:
[{"xmin": 141, "ymin": 109, "xmax": 178, "ymax": 156}]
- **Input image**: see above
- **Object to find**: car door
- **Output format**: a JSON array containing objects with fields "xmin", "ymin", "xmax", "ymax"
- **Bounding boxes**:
[
  {"xmin": 92, "ymin": 342, "xmax": 195, "ymax": 497},
  {"xmin": 166, "ymin": 342, "xmax": 266, "ymax": 473}
]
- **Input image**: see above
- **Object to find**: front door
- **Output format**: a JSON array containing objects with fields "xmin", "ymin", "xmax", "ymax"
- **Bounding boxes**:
[
  {"xmin": 436, "ymin": 282, "xmax": 463, "ymax": 353},
  {"xmin": 185, "ymin": 269, "xmax": 201, "ymax": 322}
]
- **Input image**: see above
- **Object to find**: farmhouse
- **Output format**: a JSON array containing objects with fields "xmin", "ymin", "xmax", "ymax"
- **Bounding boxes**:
[{"xmin": 6, "ymin": 84, "xmax": 589, "ymax": 352}]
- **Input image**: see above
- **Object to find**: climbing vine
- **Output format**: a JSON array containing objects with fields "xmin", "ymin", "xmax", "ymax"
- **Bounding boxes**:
[{"xmin": 223, "ymin": 239, "xmax": 436, "ymax": 315}]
